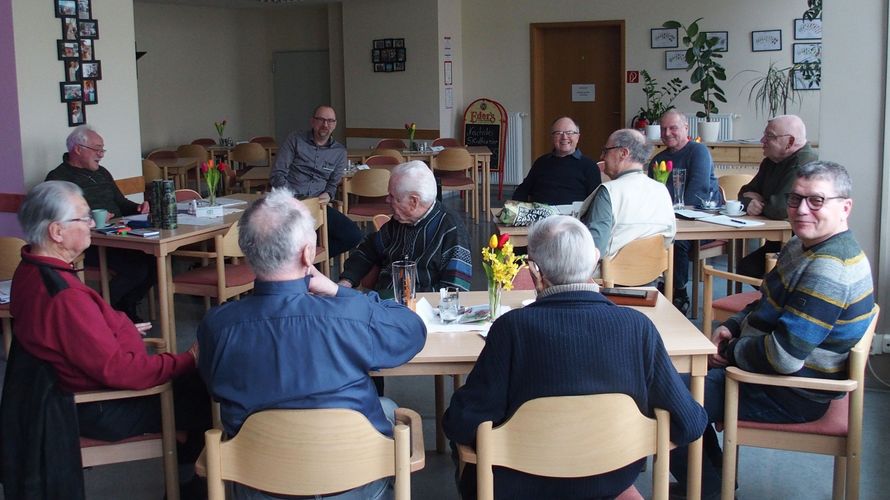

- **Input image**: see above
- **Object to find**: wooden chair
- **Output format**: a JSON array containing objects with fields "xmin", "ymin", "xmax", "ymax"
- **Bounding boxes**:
[
  {"xmin": 248, "ymin": 135, "xmax": 275, "ymax": 145},
  {"xmin": 114, "ymin": 176, "xmax": 145, "ymax": 197},
  {"xmin": 700, "ymin": 253, "xmax": 778, "ymax": 337},
  {"xmin": 204, "ymin": 407, "xmax": 425, "ymax": 500},
  {"xmin": 172, "ymin": 221, "xmax": 255, "ymax": 310},
  {"xmin": 146, "ymin": 149, "xmax": 177, "ymax": 161},
  {"xmin": 722, "ymin": 306, "xmax": 879, "ymax": 500},
  {"xmin": 457, "ymin": 394, "xmax": 670, "ymax": 500},
  {"xmin": 370, "ymin": 148, "xmax": 406, "ymax": 164},
  {"xmin": 0, "ymin": 337, "xmax": 180, "ymax": 499},
  {"xmin": 365, "ymin": 154, "xmax": 402, "ymax": 170},
  {"xmin": 142, "ymin": 159, "xmax": 163, "ymax": 184},
  {"xmin": 303, "ymin": 197, "xmax": 331, "ymax": 276},
  {"xmin": 355, "ymin": 215, "xmax": 392, "ymax": 290},
  {"xmin": 176, "ymin": 144, "xmax": 209, "ymax": 162},
  {"xmin": 229, "ymin": 143, "xmax": 270, "ymax": 192},
  {"xmin": 175, "ymin": 189, "xmax": 202, "ymax": 202},
  {"xmin": 375, "ymin": 138, "xmax": 407, "ymax": 150},
  {"xmin": 0, "ymin": 236, "xmax": 26, "ymax": 355},
  {"xmin": 600, "ymin": 235, "xmax": 673, "ymax": 303},
  {"xmin": 433, "ymin": 147, "xmax": 478, "ymax": 221},
  {"xmin": 432, "ymin": 137, "xmax": 460, "ymax": 148},
  {"xmin": 341, "ymin": 168, "xmax": 392, "ymax": 224},
  {"xmin": 192, "ymin": 138, "xmax": 217, "ymax": 147}
]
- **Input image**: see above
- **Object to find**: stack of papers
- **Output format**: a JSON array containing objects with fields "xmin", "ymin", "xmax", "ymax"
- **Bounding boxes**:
[
  {"xmin": 675, "ymin": 209, "xmax": 765, "ymax": 227},
  {"xmin": 414, "ymin": 298, "xmax": 510, "ymax": 337}
]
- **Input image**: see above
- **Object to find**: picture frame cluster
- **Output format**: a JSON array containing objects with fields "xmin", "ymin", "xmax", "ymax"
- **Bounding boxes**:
[
  {"xmin": 55, "ymin": 0, "xmax": 101, "ymax": 126},
  {"xmin": 372, "ymin": 38, "xmax": 406, "ymax": 72}
]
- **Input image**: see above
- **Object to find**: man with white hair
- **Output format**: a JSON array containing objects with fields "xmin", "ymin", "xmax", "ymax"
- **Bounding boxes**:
[
  {"xmin": 737, "ymin": 114, "xmax": 817, "ymax": 277},
  {"xmin": 197, "ymin": 188, "xmax": 426, "ymax": 500},
  {"xmin": 338, "ymin": 160, "xmax": 472, "ymax": 294},
  {"xmin": 444, "ymin": 215, "xmax": 707, "ymax": 499},
  {"xmin": 45, "ymin": 125, "xmax": 154, "ymax": 321}
]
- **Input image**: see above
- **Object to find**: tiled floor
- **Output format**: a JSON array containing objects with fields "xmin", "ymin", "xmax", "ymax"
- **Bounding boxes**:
[{"xmin": 4, "ymin": 187, "xmax": 890, "ymax": 499}]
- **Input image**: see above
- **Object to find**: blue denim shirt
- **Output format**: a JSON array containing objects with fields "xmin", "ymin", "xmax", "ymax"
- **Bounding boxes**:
[{"xmin": 197, "ymin": 278, "xmax": 426, "ymax": 437}]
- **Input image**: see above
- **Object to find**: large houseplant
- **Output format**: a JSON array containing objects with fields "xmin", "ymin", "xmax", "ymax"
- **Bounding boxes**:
[
  {"xmin": 743, "ymin": 61, "xmax": 821, "ymax": 118},
  {"xmin": 663, "ymin": 18, "xmax": 727, "ymax": 142},
  {"xmin": 635, "ymin": 70, "xmax": 688, "ymax": 138}
]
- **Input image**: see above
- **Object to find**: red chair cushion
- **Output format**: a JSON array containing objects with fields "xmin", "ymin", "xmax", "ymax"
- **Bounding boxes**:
[
  {"xmin": 616, "ymin": 484, "xmax": 643, "ymax": 500},
  {"xmin": 713, "ymin": 291, "xmax": 760, "ymax": 314},
  {"xmin": 738, "ymin": 395, "xmax": 849, "ymax": 436},
  {"xmin": 700, "ymin": 239, "xmax": 728, "ymax": 250},
  {"xmin": 359, "ymin": 265, "xmax": 381, "ymax": 290},
  {"xmin": 173, "ymin": 263, "xmax": 255, "ymax": 287},
  {"xmin": 80, "ymin": 433, "xmax": 161, "ymax": 448},
  {"xmin": 348, "ymin": 202, "xmax": 393, "ymax": 217},
  {"xmin": 511, "ymin": 267, "xmax": 535, "ymax": 291},
  {"xmin": 437, "ymin": 173, "xmax": 473, "ymax": 187}
]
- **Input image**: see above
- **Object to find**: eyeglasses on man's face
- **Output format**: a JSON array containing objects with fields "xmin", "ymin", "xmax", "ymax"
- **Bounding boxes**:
[
  {"xmin": 601, "ymin": 145, "xmax": 621, "ymax": 156},
  {"xmin": 79, "ymin": 144, "xmax": 107, "ymax": 154},
  {"xmin": 551, "ymin": 130, "xmax": 579, "ymax": 137},
  {"xmin": 313, "ymin": 116, "xmax": 337, "ymax": 125},
  {"xmin": 761, "ymin": 133, "xmax": 791, "ymax": 142},
  {"xmin": 785, "ymin": 192, "xmax": 847, "ymax": 210},
  {"xmin": 61, "ymin": 215, "xmax": 95, "ymax": 226}
]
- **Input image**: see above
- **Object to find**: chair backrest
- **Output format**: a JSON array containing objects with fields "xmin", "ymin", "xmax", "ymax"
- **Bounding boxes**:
[
  {"xmin": 204, "ymin": 409, "xmax": 411, "ymax": 499},
  {"xmin": 230, "ymin": 142, "xmax": 268, "ymax": 165},
  {"xmin": 249, "ymin": 136, "xmax": 276, "ymax": 145},
  {"xmin": 191, "ymin": 138, "xmax": 217, "ymax": 146},
  {"xmin": 432, "ymin": 137, "xmax": 460, "ymax": 148},
  {"xmin": 365, "ymin": 155, "xmax": 402, "ymax": 170},
  {"xmin": 474, "ymin": 394, "xmax": 669, "ymax": 500},
  {"xmin": 600, "ymin": 235, "xmax": 670, "ymax": 287},
  {"xmin": 142, "ymin": 159, "xmax": 163, "ymax": 184},
  {"xmin": 176, "ymin": 144, "xmax": 209, "ymax": 162},
  {"xmin": 346, "ymin": 169, "xmax": 391, "ymax": 198},
  {"xmin": 372, "ymin": 214, "xmax": 391, "ymax": 231},
  {"xmin": 376, "ymin": 138, "xmax": 407, "ymax": 150},
  {"xmin": 434, "ymin": 147, "xmax": 473, "ymax": 172},
  {"xmin": 175, "ymin": 189, "xmax": 202, "ymax": 202},
  {"xmin": 0, "ymin": 237, "xmax": 26, "ymax": 280},
  {"xmin": 718, "ymin": 174, "xmax": 753, "ymax": 202},
  {"xmin": 114, "ymin": 176, "xmax": 145, "ymax": 196},
  {"xmin": 222, "ymin": 221, "xmax": 245, "ymax": 258},
  {"xmin": 370, "ymin": 148, "xmax": 406, "ymax": 163},
  {"xmin": 146, "ymin": 149, "xmax": 177, "ymax": 161}
]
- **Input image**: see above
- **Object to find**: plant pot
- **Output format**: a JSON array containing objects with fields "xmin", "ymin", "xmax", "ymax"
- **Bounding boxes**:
[
  {"xmin": 698, "ymin": 120, "xmax": 721, "ymax": 143},
  {"xmin": 645, "ymin": 124, "xmax": 661, "ymax": 141}
]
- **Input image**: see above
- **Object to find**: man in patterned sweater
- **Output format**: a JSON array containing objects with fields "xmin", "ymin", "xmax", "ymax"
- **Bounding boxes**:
[
  {"xmin": 339, "ymin": 161, "xmax": 472, "ymax": 296},
  {"xmin": 670, "ymin": 161, "xmax": 876, "ymax": 499}
]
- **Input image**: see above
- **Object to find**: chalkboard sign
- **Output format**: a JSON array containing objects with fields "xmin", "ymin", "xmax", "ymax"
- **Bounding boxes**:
[{"xmin": 464, "ymin": 123, "xmax": 501, "ymax": 169}]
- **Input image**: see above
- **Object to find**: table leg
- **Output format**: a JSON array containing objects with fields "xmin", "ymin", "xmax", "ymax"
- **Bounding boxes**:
[
  {"xmin": 690, "ymin": 242, "xmax": 701, "ymax": 319},
  {"xmin": 687, "ymin": 369, "xmax": 705, "ymax": 500},
  {"xmin": 98, "ymin": 246, "xmax": 111, "ymax": 302},
  {"xmin": 435, "ymin": 375, "xmax": 445, "ymax": 453},
  {"xmin": 156, "ymin": 254, "xmax": 175, "ymax": 353},
  {"xmin": 481, "ymin": 157, "xmax": 491, "ymax": 222}
]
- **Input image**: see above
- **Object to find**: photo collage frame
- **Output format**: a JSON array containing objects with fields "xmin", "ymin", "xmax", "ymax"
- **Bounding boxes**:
[
  {"xmin": 55, "ymin": 0, "xmax": 100, "ymax": 126},
  {"xmin": 372, "ymin": 38, "xmax": 406, "ymax": 72}
]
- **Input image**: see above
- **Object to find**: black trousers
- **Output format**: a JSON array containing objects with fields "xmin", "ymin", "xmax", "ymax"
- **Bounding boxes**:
[
  {"xmin": 83, "ymin": 246, "xmax": 156, "ymax": 319},
  {"xmin": 326, "ymin": 206, "xmax": 363, "ymax": 257}
]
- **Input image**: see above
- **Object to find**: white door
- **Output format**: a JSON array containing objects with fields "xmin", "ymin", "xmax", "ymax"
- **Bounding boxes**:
[{"xmin": 273, "ymin": 50, "xmax": 330, "ymax": 144}]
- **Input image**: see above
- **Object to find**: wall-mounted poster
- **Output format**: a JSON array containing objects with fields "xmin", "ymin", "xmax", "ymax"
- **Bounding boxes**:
[
  {"xmin": 650, "ymin": 28, "xmax": 678, "ymax": 48},
  {"xmin": 793, "ymin": 42, "xmax": 822, "ymax": 64},
  {"xmin": 794, "ymin": 18, "xmax": 822, "ymax": 40},
  {"xmin": 703, "ymin": 31, "xmax": 728, "ymax": 52},
  {"xmin": 751, "ymin": 30, "xmax": 782, "ymax": 52},
  {"xmin": 665, "ymin": 50, "xmax": 687, "ymax": 70}
]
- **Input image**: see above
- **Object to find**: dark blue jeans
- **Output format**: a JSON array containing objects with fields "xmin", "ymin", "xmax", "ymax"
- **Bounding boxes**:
[
  {"xmin": 326, "ymin": 206, "xmax": 363, "ymax": 258},
  {"xmin": 669, "ymin": 369, "xmax": 829, "ymax": 495}
]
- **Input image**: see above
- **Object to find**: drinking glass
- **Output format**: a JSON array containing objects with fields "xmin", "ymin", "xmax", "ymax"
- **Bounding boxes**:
[
  {"xmin": 672, "ymin": 169, "xmax": 687, "ymax": 209},
  {"xmin": 391, "ymin": 260, "xmax": 418, "ymax": 310},
  {"xmin": 438, "ymin": 287, "xmax": 460, "ymax": 323}
]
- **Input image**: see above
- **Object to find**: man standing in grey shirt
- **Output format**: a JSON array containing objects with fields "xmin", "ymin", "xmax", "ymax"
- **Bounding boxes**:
[{"xmin": 271, "ymin": 105, "xmax": 362, "ymax": 258}]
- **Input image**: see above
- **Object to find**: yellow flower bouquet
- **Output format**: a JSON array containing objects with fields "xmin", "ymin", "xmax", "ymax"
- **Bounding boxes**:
[{"xmin": 481, "ymin": 233, "xmax": 526, "ymax": 320}]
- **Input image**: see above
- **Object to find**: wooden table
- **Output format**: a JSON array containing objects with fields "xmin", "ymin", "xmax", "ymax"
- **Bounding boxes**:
[
  {"xmin": 375, "ymin": 289, "xmax": 715, "ymax": 499},
  {"xmin": 239, "ymin": 167, "xmax": 271, "ymax": 193},
  {"xmin": 152, "ymin": 157, "xmax": 198, "ymax": 191},
  {"xmin": 347, "ymin": 146, "xmax": 493, "ymax": 218},
  {"xmin": 90, "ymin": 212, "xmax": 241, "ymax": 353}
]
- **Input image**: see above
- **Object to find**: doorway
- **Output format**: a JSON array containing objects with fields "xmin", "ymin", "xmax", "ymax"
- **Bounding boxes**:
[
  {"xmin": 530, "ymin": 21, "xmax": 625, "ymax": 160},
  {"xmin": 273, "ymin": 50, "xmax": 331, "ymax": 143}
]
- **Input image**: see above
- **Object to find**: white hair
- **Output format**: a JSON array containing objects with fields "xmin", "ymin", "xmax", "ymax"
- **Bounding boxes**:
[
  {"xmin": 527, "ymin": 216, "xmax": 598, "ymax": 285},
  {"xmin": 391, "ymin": 160, "xmax": 437, "ymax": 205}
]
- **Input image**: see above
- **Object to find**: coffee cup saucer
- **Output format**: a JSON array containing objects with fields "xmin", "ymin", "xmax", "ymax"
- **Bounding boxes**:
[{"xmin": 719, "ymin": 209, "xmax": 746, "ymax": 216}]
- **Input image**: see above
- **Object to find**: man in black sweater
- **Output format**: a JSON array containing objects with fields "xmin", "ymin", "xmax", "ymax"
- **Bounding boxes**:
[
  {"xmin": 443, "ymin": 215, "xmax": 707, "ymax": 499},
  {"xmin": 45, "ymin": 125, "xmax": 155, "ymax": 321}
]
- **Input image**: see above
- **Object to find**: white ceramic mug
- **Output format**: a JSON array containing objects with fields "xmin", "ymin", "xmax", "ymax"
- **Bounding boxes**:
[{"xmin": 725, "ymin": 200, "xmax": 744, "ymax": 215}]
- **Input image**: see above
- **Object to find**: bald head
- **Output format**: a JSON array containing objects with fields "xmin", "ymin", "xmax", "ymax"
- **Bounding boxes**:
[
  {"xmin": 770, "ymin": 115, "xmax": 807, "ymax": 144},
  {"xmin": 761, "ymin": 115, "xmax": 807, "ymax": 162}
]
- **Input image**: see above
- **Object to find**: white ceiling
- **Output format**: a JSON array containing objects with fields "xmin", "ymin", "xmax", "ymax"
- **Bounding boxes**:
[{"xmin": 136, "ymin": 0, "xmax": 333, "ymax": 8}]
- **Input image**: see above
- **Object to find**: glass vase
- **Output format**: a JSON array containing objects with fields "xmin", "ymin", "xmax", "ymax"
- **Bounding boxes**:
[
  {"xmin": 488, "ymin": 282, "xmax": 502, "ymax": 321},
  {"xmin": 409, "ymin": 139, "xmax": 417, "ymax": 151}
]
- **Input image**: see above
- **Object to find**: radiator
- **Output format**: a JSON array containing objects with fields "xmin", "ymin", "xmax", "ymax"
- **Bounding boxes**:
[
  {"xmin": 502, "ymin": 112, "xmax": 526, "ymax": 185},
  {"xmin": 684, "ymin": 113, "xmax": 736, "ymax": 141}
]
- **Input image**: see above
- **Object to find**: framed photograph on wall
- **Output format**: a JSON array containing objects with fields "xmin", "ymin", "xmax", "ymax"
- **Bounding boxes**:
[
  {"xmin": 384, "ymin": 39, "xmax": 393, "ymax": 48},
  {"xmin": 76, "ymin": 0, "xmax": 91, "ymax": 20},
  {"xmin": 78, "ymin": 19, "xmax": 98, "ymax": 39},
  {"xmin": 665, "ymin": 50, "xmax": 687, "ymax": 70},
  {"xmin": 374, "ymin": 63, "xmax": 385, "ymax": 73},
  {"xmin": 81, "ymin": 60, "xmax": 102, "ymax": 80},
  {"xmin": 794, "ymin": 18, "xmax": 822, "ymax": 40},
  {"xmin": 57, "ymin": 40, "xmax": 80, "ymax": 60},
  {"xmin": 703, "ymin": 31, "xmax": 728, "ymax": 52},
  {"xmin": 793, "ymin": 42, "xmax": 822, "ymax": 64},
  {"xmin": 650, "ymin": 28, "xmax": 678, "ymax": 48},
  {"xmin": 396, "ymin": 48, "xmax": 406, "ymax": 62},
  {"xmin": 373, "ymin": 39, "xmax": 385, "ymax": 49},
  {"xmin": 59, "ymin": 82, "xmax": 82, "ymax": 102},
  {"xmin": 83, "ymin": 80, "xmax": 98, "ymax": 105},
  {"xmin": 79, "ymin": 39, "xmax": 93, "ymax": 60},
  {"xmin": 751, "ymin": 30, "xmax": 782, "ymax": 52},
  {"xmin": 68, "ymin": 101, "xmax": 86, "ymax": 127},
  {"xmin": 393, "ymin": 38, "xmax": 405, "ymax": 48},
  {"xmin": 64, "ymin": 60, "xmax": 80, "ymax": 82},
  {"xmin": 372, "ymin": 49, "xmax": 381, "ymax": 63},
  {"xmin": 55, "ymin": 0, "xmax": 77, "ymax": 18},
  {"xmin": 394, "ymin": 62, "xmax": 405, "ymax": 72},
  {"xmin": 61, "ymin": 17, "xmax": 78, "ymax": 40},
  {"xmin": 792, "ymin": 69, "xmax": 820, "ymax": 91}
]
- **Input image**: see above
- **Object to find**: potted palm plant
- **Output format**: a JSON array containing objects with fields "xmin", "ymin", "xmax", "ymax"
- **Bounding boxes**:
[
  {"xmin": 635, "ymin": 70, "xmax": 688, "ymax": 140},
  {"xmin": 743, "ymin": 61, "xmax": 821, "ymax": 118},
  {"xmin": 663, "ymin": 18, "xmax": 727, "ymax": 142}
]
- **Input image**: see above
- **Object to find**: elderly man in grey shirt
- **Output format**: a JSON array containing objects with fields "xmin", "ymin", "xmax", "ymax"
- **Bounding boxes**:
[{"xmin": 271, "ymin": 105, "xmax": 362, "ymax": 258}]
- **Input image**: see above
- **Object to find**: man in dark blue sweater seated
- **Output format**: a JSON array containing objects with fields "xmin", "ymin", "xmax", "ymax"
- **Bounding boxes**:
[
  {"xmin": 511, "ymin": 116, "xmax": 602, "ymax": 205},
  {"xmin": 443, "ymin": 215, "xmax": 708, "ymax": 500}
]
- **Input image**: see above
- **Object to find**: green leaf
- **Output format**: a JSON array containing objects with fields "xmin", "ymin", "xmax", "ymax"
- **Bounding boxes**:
[
  {"xmin": 714, "ymin": 93, "xmax": 727, "ymax": 103},
  {"xmin": 663, "ymin": 20, "xmax": 682, "ymax": 29},
  {"xmin": 688, "ymin": 22, "xmax": 699, "ymax": 38},
  {"xmin": 692, "ymin": 67, "xmax": 704, "ymax": 82}
]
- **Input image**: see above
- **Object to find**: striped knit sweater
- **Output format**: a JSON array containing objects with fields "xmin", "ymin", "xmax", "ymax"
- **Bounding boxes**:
[
  {"xmin": 724, "ymin": 230, "xmax": 875, "ymax": 402},
  {"xmin": 340, "ymin": 201, "xmax": 472, "ymax": 295}
]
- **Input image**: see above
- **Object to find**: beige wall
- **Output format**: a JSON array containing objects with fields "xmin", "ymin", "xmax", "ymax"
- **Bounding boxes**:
[
  {"xmin": 133, "ymin": 2, "xmax": 329, "ymax": 152},
  {"xmin": 13, "ymin": 0, "xmax": 142, "ymax": 187},
  {"xmin": 437, "ymin": 0, "xmax": 463, "ymax": 137}
]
